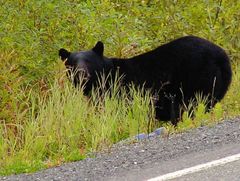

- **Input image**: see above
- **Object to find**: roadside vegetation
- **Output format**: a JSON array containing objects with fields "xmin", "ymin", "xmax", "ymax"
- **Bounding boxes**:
[{"xmin": 0, "ymin": 0, "xmax": 239, "ymax": 175}]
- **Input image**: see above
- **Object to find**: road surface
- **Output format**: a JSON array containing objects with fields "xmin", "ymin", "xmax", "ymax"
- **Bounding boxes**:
[{"xmin": 1, "ymin": 118, "xmax": 240, "ymax": 181}]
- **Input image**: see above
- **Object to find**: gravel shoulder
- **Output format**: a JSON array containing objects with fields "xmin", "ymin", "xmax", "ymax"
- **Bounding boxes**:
[{"xmin": 1, "ymin": 118, "xmax": 240, "ymax": 181}]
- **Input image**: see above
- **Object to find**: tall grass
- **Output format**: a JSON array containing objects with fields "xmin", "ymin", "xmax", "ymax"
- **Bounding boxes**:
[
  {"xmin": 1, "ymin": 67, "xmax": 239, "ymax": 175},
  {"xmin": 0, "ymin": 75, "xmax": 155, "ymax": 175}
]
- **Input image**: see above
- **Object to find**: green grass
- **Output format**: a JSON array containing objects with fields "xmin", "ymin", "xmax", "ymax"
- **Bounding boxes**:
[
  {"xmin": 0, "ymin": 76, "xmax": 156, "ymax": 175},
  {"xmin": 1, "ymin": 0, "xmax": 240, "ymax": 176}
]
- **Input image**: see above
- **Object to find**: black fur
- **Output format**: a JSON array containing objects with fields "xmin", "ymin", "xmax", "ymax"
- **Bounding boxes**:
[{"xmin": 59, "ymin": 36, "xmax": 232, "ymax": 125}]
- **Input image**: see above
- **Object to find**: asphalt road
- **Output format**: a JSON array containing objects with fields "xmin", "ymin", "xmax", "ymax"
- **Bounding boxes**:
[
  {"xmin": 172, "ymin": 159, "xmax": 240, "ymax": 181},
  {"xmin": 1, "ymin": 118, "xmax": 240, "ymax": 181},
  {"xmin": 112, "ymin": 142, "xmax": 240, "ymax": 181}
]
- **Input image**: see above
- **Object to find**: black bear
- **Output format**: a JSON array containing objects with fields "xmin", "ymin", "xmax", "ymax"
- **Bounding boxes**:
[{"xmin": 59, "ymin": 36, "xmax": 232, "ymax": 125}]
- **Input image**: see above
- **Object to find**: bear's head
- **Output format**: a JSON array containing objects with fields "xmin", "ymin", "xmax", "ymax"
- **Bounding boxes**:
[{"xmin": 59, "ymin": 41, "xmax": 107, "ymax": 95}]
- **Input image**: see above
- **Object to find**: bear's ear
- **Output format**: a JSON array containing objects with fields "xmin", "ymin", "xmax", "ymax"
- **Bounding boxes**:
[
  {"xmin": 92, "ymin": 41, "xmax": 104, "ymax": 56},
  {"xmin": 59, "ymin": 48, "xmax": 70, "ymax": 61}
]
